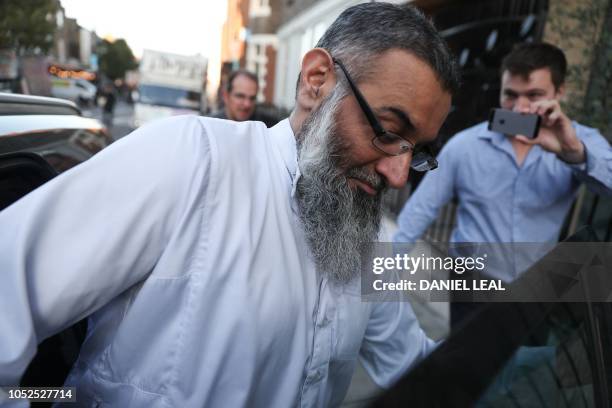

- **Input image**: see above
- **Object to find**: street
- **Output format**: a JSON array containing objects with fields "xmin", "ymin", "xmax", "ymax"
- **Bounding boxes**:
[{"xmin": 81, "ymin": 100, "xmax": 135, "ymax": 141}]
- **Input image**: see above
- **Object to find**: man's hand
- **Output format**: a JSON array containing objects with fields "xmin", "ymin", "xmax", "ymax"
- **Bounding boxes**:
[{"xmin": 514, "ymin": 99, "xmax": 585, "ymax": 164}]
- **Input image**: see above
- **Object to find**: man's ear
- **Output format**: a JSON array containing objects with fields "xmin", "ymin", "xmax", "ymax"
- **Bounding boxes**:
[
  {"xmin": 556, "ymin": 83, "xmax": 566, "ymax": 101},
  {"xmin": 296, "ymin": 48, "xmax": 337, "ymax": 112}
]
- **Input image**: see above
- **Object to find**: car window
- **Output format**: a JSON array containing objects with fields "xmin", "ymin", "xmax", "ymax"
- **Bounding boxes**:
[
  {"xmin": 371, "ymin": 229, "xmax": 612, "ymax": 407},
  {"xmin": 0, "ymin": 153, "xmax": 56, "ymax": 210},
  {"xmin": 477, "ymin": 302, "xmax": 612, "ymax": 407},
  {"xmin": 0, "ymin": 127, "xmax": 111, "ymax": 173},
  {"xmin": 0, "ymin": 152, "xmax": 89, "ymax": 393}
]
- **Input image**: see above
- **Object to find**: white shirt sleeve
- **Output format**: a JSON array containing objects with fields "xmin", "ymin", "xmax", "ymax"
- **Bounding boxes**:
[
  {"xmin": 358, "ymin": 299, "xmax": 435, "ymax": 388},
  {"xmin": 0, "ymin": 116, "xmax": 211, "ymax": 387}
]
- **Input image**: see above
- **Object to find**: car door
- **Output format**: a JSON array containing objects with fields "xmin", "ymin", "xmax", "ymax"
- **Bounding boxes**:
[
  {"xmin": 371, "ymin": 227, "xmax": 612, "ymax": 408},
  {"xmin": 0, "ymin": 152, "xmax": 87, "ymax": 404},
  {"xmin": 0, "ymin": 151, "xmax": 56, "ymax": 210}
]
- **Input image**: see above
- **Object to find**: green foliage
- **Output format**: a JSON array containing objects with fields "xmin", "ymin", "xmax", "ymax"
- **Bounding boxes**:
[
  {"xmin": 547, "ymin": 0, "xmax": 612, "ymax": 140},
  {"xmin": 583, "ymin": 3, "xmax": 612, "ymax": 141},
  {"xmin": 98, "ymin": 38, "xmax": 138, "ymax": 80},
  {"xmin": 0, "ymin": 0, "xmax": 58, "ymax": 54}
]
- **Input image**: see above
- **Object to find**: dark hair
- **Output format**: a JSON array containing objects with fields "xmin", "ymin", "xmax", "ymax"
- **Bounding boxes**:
[
  {"xmin": 501, "ymin": 43, "xmax": 567, "ymax": 89},
  {"xmin": 226, "ymin": 70, "xmax": 258, "ymax": 93},
  {"xmin": 314, "ymin": 2, "xmax": 460, "ymax": 94}
]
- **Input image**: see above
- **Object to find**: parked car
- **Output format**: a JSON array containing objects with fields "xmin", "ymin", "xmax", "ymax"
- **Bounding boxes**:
[
  {"xmin": 0, "ymin": 93, "xmax": 112, "ymax": 173},
  {"xmin": 50, "ymin": 77, "xmax": 97, "ymax": 107},
  {"xmin": 0, "ymin": 93, "xmax": 112, "ymax": 399}
]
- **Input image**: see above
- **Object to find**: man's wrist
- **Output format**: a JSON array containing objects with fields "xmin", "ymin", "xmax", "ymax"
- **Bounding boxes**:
[{"xmin": 559, "ymin": 139, "xmax": 585, "ymax": 164}]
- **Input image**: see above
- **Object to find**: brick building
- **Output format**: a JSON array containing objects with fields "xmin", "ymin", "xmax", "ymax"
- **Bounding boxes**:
[
  {"xmin": 219, "ymin": 0, "xmax": 283, "ymax": 106},
  {"xmin": 246, "ymin": 0, "xmax": 283, "ymax": 104}
]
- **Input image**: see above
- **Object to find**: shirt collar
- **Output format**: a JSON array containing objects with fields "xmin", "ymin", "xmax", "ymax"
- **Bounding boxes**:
[
  {"xmin": 268, "ymin": 118, "xmax": 301, "ymax": 196},
  {"xmin": 476, "ymin": 121, "xmax": 544, "ymax": 168},
  {"xmin": 476, "ymin": 124, "xmax": 504, "ymax": 143}
]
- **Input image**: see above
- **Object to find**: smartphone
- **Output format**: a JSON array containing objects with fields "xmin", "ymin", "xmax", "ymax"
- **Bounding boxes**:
[{"xmin": 488, "ymin": 108, "xmax": 541, "ymax": 138}]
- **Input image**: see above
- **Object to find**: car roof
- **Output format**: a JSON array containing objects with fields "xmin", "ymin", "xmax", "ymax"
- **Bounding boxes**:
[
  {"xmin": 0, "ymin": 93, "xmax": 81, "ymax": 116},
  {"xmin": 0, "ymin": 115, "xmax": 104, "ymax": 136}
]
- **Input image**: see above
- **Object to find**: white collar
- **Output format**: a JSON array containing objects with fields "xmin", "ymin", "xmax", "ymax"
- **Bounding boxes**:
[{"xmin": 268, "ymin": 118, "xmax": 301, "ymax": 197}]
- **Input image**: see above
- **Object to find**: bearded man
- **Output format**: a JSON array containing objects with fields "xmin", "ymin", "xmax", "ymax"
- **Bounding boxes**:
[{"xmin": 0, "ymin": 3, "xmax": 459, "ymax": 407}]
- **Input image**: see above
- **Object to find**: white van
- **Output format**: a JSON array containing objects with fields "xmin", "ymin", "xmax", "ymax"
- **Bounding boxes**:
[{"xmin": 133, "ymin": 50, "xmax": 207, "ymax": 127}]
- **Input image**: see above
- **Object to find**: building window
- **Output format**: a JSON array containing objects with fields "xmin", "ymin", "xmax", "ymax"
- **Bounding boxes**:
[
  {"xmin": 247, "ymin": 42, "xmax": 268, "ymax": 101},
  {"xmin": 56, "ymin": 10, "xmax": 64, "ymax": 28},
  {"xmin": 247, "ymin": 35, "xmax": 277, "ymax": 102},
  {"xmin": 250, "ymin": 0, "xmax": 271, "ymax": 18}
]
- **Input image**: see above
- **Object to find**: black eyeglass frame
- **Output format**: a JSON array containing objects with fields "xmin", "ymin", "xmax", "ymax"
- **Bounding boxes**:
[{"xmin": 333, "ymin": 58, "xmax": 438, "ymax": 171}]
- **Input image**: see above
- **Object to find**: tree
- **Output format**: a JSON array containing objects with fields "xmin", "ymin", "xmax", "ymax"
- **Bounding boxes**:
[
  {"xmin": 582, "ymin": 1, "xmax": 612, "ymax": 141},
  {"xmin": 546, "ymin": 0, "xmax": 612, "ymax": 140},
  {"xmin": 98, "ymin": 38, "xmax": 138, "ymax": 80},
  {"xmin": 0, "ymin": 0, "xmax": 58, "ymax": 54}
]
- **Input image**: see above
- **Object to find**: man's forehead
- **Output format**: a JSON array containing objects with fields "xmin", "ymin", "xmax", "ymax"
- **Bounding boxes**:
[
  {"xmin": 232, "ymin": 75, "xmax": 258, "ymax": 91},
  {"xmin": 502, "ymin": 68, "xmax": 553, "ymax": 87},
  {"xmin": 370, "ymin": 99, "xmax": 450, "ymax": 146},
  {"xmin": 361, "ymin": 51, "xmax": 451, "ymax": 141}
]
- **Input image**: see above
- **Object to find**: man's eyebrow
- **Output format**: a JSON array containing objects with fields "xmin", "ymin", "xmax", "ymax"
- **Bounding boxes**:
[
  {"xmin": 379, "ymin": 106, "xmax": 416, "ymax": 133},
  {"xmin": 504, "ymin": 88, "xmax": 546, "ymax": 95},
  {"xmin": 526, "ymin": 89, "xmax": 546, "ymax": 94}
]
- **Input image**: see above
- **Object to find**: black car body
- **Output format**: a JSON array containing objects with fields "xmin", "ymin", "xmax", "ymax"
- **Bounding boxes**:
[
  {"xmin": 372, "ymin": 228, "xmax": 612, "ymax": 408},
  {"xmin": 0, "ymin": 93, "xmax": 112, "ymax": 174},
  {"xmin": 0, "ymin": 93, "xmax": 112, "ymax": 399}
]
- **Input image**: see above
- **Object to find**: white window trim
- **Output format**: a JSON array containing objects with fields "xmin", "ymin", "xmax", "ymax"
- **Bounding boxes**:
[
  {"xmin": 250, "ymin": 0, "xmax": 271, "ymax": 18},
  {"xmin": 247, "ymin": 35, "xmax": 277, "ymax": 102}
]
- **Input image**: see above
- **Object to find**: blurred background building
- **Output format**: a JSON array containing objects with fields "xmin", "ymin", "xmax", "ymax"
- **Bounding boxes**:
[
  {"xmin": 1, "ymin": 0, "xmax": 97, "ymax": 93},
  {"xmin": 274, "ymin": 0, "xmax": 404, "ymax": 109},
  {"xmin": 218, "ymin": 0, "xmax": 282, "ymax": 110},
  {"xmin": 219, "ymin": 0, "xmax": 250, "ymax": 106}
]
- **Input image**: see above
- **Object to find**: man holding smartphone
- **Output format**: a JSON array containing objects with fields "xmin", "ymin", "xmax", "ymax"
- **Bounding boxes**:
[{"xmin": 394, "ymin": 43, "xmax": 612, "ymax": 325}]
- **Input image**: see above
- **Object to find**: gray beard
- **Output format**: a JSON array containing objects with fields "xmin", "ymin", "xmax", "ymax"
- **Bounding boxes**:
[{"xmin": 295, "ymin": 86, "xmax": 385, "ymax": 284}]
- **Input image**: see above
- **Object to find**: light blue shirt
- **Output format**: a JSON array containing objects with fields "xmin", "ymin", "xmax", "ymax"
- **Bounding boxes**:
[
  {"xmin": 395, "ymin": 121, "xmax": 612, "ymax": 280},
  {"xmin": 0, "ymin": 116, "xmax": 433, "ymax": 407}
]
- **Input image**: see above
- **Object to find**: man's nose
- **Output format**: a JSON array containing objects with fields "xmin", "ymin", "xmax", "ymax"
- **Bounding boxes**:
[
  {"xmin": 375, "ymin": 153, "xmax": 411, "ymax": 189},
  {"xmin": 513, "ymin": 96, "xmax": 531, "ymax": 113}
]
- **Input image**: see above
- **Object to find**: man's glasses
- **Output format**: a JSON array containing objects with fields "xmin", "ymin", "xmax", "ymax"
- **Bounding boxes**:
[{"xmin": 333, "ymin": 59, "xmax": 438, "ymax": 172}]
